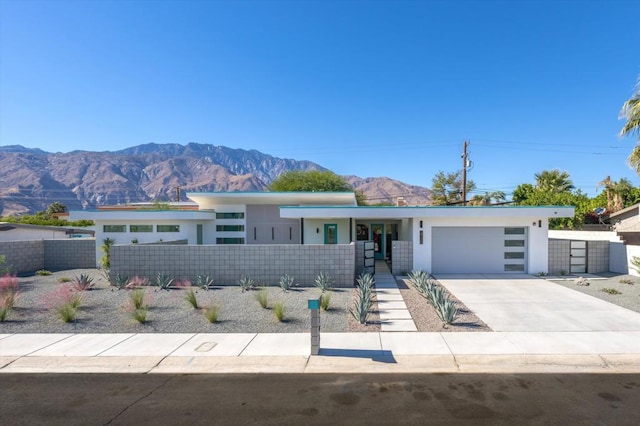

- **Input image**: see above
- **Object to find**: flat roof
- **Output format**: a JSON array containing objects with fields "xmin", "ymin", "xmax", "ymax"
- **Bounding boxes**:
[{"xmin": 186, "ymin": 191, "xmax": 358, "ymax": 207}]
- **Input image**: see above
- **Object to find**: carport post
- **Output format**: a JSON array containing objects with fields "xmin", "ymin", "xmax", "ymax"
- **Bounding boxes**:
[{"xmin": 308, "ymin": 297, "xmax": 321, "ymax": 355}]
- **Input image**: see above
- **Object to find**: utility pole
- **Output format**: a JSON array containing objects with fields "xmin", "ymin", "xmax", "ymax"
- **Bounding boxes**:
[
  {"xmin": 175, "ymin": 186, "xmax": 181, "ymax": 202},
  {"xmin": 461, "ymin": 140, "xmax": 469, "ymax": 206}
]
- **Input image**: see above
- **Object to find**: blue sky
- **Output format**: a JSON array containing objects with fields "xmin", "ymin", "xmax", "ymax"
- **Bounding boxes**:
[{"xmin": 1, "ymin": 0, "xmax": 638, "ymax": 198}]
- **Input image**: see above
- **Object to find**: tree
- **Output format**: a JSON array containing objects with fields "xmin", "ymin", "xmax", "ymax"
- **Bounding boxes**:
[
  {"xmin": 469, "ymin": 191, "xmax": 506, "ymax": 206},
  {"xmin": 46, "ymin": 202, "xmax": 67, "ymax": 215},
  {"xmin": 619, "ymin": 78, "xmax": 640, "ymax": 173},
  {"xmin": 596, "ymin": 177, "xmax": 636, "ymax": 212},
  {"xmin": 534, "ymin": 170, "xmax": 574, "ymax": 193},
  {"xmin": 430, "ymin": 171, "xmax": 476, "ymax": 205},
  {"xmin": 268, "ymin": 170, "xmax": 366, "ymax": 205}
]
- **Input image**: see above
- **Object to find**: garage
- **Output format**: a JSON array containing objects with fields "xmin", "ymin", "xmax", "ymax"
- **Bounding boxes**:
[{"xmin": 432, "ymin": 226, "xmax": 528, "ymax": 274}]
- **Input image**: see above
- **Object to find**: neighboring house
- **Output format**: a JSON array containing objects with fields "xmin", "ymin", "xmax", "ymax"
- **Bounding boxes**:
[
  {"xmin": 0, "ymin": 222, "xmax": 94, "ymax": 242},
  {"xmin": 69, "ymin": 192, "xmax": 573, "ymax": 275},
  {"xmin": 611, "ymin": 203, "xmax": 640, "ymax": 276}
]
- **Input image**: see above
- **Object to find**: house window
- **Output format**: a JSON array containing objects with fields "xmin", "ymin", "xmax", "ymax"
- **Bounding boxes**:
[
  {"xmin": 505, "ymin": 227, "xmax": 526, "ymax": 235},
  {"xmin": 216, "ymin": 225, "xmax": 245, "ymax": 232},
  {"xmin": 216, "ymin": 212, "xmax": 245, "ymax": 219},
  {"xmin": 504, "ymin": 240, "xmax": 525, "ymax": 247},
  {"xmin": 130, "ymin": 225, "xmax": 153, "ymax": 232},
  {"xmin": 216, "ymin": 237, "xmax": 245, "ymax": 244},
  {"xmin": 504, "ymin": 264, "xmax": 525, "ymax": 272},
  {"xmin": 103, "ymin": 225, "xmax": 126, "ymax": 233},
  {"xmin": 157, "ymin": 225, "xmax": 180, "ymax": 232},
  {"xmin": 504, "ymin": 252, "xmax": 525, "ymax": 259}
]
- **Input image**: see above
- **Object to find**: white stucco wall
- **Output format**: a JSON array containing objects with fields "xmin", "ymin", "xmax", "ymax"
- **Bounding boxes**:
[
  {"xmin": 0, "ymin": 228, "xmax": 72, "ymax": 241},
  {"xmin": 548, "ymin": 230, "xmax": 621, "ymax": 242},
  {"xmin": 626, "ymin": 245, "xmax": 640, "ymax": 277},
  {"xmin": 413, "ymin": 216, "xmax": 549, "ymax": 274}
]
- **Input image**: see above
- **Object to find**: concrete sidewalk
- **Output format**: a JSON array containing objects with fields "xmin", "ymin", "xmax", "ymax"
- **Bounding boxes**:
[{"xmin": 1, "ymin": 331, "xmax": 639, "ymax": 374}]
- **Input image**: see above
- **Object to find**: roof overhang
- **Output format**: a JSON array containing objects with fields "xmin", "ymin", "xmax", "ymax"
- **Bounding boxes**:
[
  {"xmin": 280, "ymin": 206, "xmax": 575, "ymax": 220},
  {"xmin": 187, "ymin": 191, "xmax": 358, "ymax": 208},
  {"xmin": 69, "ymin": 210, "xmax": 216, "ymax": 221}
]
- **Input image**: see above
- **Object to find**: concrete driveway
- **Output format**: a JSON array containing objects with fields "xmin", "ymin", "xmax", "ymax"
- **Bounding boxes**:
[{"xmin": 435, "ymin": 274, "xmax": 640, "ymax": 332}]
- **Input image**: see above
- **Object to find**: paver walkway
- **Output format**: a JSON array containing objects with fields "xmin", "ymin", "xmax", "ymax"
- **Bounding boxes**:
[{"xmin": 375, "ymin": 261, "xmax": 417, "ymax": 331}]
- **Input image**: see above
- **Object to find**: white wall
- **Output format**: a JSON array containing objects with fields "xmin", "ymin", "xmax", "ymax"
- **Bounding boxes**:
[
  {"xmin": 626, "ymin": 245, "xmax": 640, "ymax": 277},
  {"xmin": 413, "ymin": 215, "xmax": 549, "ymax": 274},
  {"xmin": 548, "ymin": 230, "xmax": 621, "ymax": 242},
  {"xmin": 0, "ymin": 228, "xmax": 70, "ymax": 242}
]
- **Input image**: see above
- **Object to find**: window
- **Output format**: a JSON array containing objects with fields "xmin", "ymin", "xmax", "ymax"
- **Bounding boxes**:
[
  {"xmin": 216, "ymin": 225, "xmax": 245, "ymax": 232},
  {"xmin": 103, "ymin": 225, "xmax": 126, "ymax": 233},
  {"xmin": 505, "ymin": 227, "xmax": 526, "ymax": 235},
  {"xmin": 505, "ymin": 240, "xmax": 525, "ymax": 247},
  {"xmin": 130, "ymin": 225, "xmax": 153, "ymax": 232},
  {"xmin": 157, "ymin": 225, "xmax": 180, "ymax": 232},
  {"xmin": 504, "ymin": 264, "xmax": 525, "ymax": 272},
  {"xmin": 216, "ymin": 212, "xmax": 244, "ymax": 219},
  {"xmin": 504, "ymin": 252, "xmax": 525, "ymax": 259},
  {"xmin": 216, "ymin": 237, "xmax": 245, "ymax": 244}
]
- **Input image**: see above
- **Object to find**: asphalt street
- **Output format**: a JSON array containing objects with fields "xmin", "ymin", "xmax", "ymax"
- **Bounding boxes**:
[{"xmin": 1, "ymin": 373, "xmax": 639, "ymax": 425}]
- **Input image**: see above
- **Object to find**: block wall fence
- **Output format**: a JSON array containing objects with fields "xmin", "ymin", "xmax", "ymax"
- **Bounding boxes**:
[
  {"xmin": 0, "ymin": 239, "xmax": 96, "ymax": 273},
  {"xmin": 110, "ymin": 243, "xmax": 356, "ymax": 287}
]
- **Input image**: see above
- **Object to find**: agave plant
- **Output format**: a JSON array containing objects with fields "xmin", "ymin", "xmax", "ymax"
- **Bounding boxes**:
[
  {"xmin": 350, "ymin": 287, "xmax": 373, "ymax": 325},
  {"xmin": 113, "ymin": 274, "xmax": 129, "ymax": 290},
  {"xmin": 153, "ymin": 272, "xmax": 174, "ymax": 290},
  {"xmin": 314, "ymin": 272, "xmax": 333, "ymax": 293},
  {"xmin": 238, "ymin": 275, "xmax": 255, "ymax": 293},
  {"xmin": 72, "ymin": 274, "xmax": 95, "ymax": 291},
  {"xmin": 278, "ymin": 274, "xmax": 295, "ymax": 292},
  {"xmin": 195, "ymin": 274, "xmax": 215, "ymax": 291},
  {"xmin": 434, "ymin": 297, "xmax": 459, "ymax": 326}
]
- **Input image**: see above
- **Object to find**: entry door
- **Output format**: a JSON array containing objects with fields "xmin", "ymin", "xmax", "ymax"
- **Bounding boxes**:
[
  {"xmin": 324, "ymin": 224, "xmax": 338, "ymax": 244},
  {"xmin": 570, "ymin": 240, "xmax": 587, "ymax": 274},
  {"xmin": 196, "ymin": 224, "xmax": 203, "ymax": 245},
  {"xmin": 372, "ymin": 224, "xmax": 384, "ymax": 259}
]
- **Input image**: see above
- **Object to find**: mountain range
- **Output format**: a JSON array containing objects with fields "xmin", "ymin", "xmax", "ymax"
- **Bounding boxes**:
[{"xmin": 0, "ymin": 143, "xmax": 431, "ymax": 216}]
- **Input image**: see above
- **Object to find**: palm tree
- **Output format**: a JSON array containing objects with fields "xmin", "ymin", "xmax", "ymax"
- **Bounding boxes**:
[
  {"xmin": 597, "ymin": 177, "xmax": 634, "ymax": 212},
  {"xmin": 468, "ymin": 191, "xmax": 506, "ymax": 206},
  {"xmin": 534, "ymin": 170, "xmax": 574, "ymax": 193},
  {"xmin": 620, "ymin": 79, "xmax": 640, "ymax": 174}
]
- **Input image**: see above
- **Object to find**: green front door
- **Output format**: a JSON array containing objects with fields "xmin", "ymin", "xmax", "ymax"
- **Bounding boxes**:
[
  {"xmin": 372, "ymin": 224, "xmax": 384, "ymax": 259},
  {"xmin": 324, "ymin": 224, "xmax": 338, "ymax": 244}
]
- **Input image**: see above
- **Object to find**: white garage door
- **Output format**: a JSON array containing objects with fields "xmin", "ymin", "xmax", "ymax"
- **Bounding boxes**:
[{"xmin": 432, "ymin": 227, "xmax": 527, "ymax": 274}]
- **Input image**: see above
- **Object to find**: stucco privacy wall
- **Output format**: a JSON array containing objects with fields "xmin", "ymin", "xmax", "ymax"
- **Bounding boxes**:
[
  {"xmin": 548, "ymin": 230, "xmax": 628, "ymax": 274},
  {"xmin": 110, "ymin": 243, "xmax": 356, "ymax": 287},
  {"xmin": 548, "ymin": 239, "xmax": 611, "ymax": 274},
  {"xmin": 391, "ymin": 240, "xmax": 413, "ymax": 275},
  {"xmin": 0, "ymin": 239, "xmax": 96, "ymax": 273}
]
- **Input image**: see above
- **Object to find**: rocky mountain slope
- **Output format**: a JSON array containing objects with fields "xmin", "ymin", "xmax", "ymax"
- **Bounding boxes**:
[{"xmin": 0, "ymin": 143, "xmax": 431, "ymax": 215}]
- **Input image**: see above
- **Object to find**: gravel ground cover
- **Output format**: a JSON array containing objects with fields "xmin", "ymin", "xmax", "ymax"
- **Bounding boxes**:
[
  {"xmin": 550, "ymin": 273, "xmax": 640, "ymax": 313},
  {"xmin": 397, "ymin": 277, "xmax": 491, "ymax": 332},
  {"xmin": 0, "ymin": 269, "xmax": 353, "ymax": 333}
]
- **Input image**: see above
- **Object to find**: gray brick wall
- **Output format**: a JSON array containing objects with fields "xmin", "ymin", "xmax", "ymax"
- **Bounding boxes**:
[
  {"xmin": 391, "ymin": 240, "xmax": 413, "ymax": 275},
  {"xmin": 587, "ymin": 241, "xmax": 609, "ymax": 274},
  {"xmin": 548, "ymin": 239, "xmax": 570, "ymax": 274},
  {"xmin": 44, "ymin": 239, "xmax": 96, "ymax": 270},
  {"xmin": 0, "ymin": 240, "xmax": 44, "ymax": 273},
  {"xmin": 111, "ymin": 243, "xmax": 356, "ymax": 287}
]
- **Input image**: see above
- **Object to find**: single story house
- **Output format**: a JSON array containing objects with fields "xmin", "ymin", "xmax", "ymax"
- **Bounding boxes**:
[
  {"xmin": 0, "ymin": 222, "xmax": 95, "ymax": 242},
  {"xmin": 69, "ymin": 192, "xmax": 573, "ymax": 278}
]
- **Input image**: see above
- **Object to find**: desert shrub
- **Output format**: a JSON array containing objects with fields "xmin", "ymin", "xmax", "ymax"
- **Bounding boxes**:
[
  {"xmin": 320, "ymin": 292, "xmax": 331, "ymax": 311},
  {"xmin": 239, "ymin": 275, "xmax": 255, "ymax": 293},
  {"xmin": 195, "ymin": 274, "xmax": 214, "ymax": 290},
  {"xmin": 153, "ymin": 272, "xmax": 174, "ymax": 290},
  {"xmin": 57, "ymin": 303, "xmax": 78, "ymax": 323},
  {"xmin": 204, "ymin": 305, "xmax": 220, "ymax": 323},
  {"xmin": 125, "ymin": 276, "xmax": 149, "ymax": 289},
  {"xmin": 184, "ymin": 288, "xmax": 199, "ymax": 309},
  {"xmin": 350, "ymin": 273, "xmax": 374, "ymax": 324},
  {"xmin": 0, "ymin": 254, "xmax": 9, "ymax": 274},
  {"xmin": 0, "ymin": 306, "xmax": 8, "ymax": 321},
  {"xmin": 36, "ymin": 269, "xmax": 52, "ymax": 276},
  {"xmin": 113, "ymin": 274, "xmax": 129, "ymax": 289},
  {"xmin": 0, "ymin": 274, "xmax": 19, "ymax": 321},
  {"xmin": 72, "ymin": 274, "xmax": 95, "ymax": 291},
  {"xmin": 99, "ymin": 238, "xmax": 115, "ymax": 270},
  {"xmin": 57, "ymin": 277, "xmax": 72, "ymax": 283},
  {"xmin": 601, "ymin": 287, "xmax": 621, "ymax": 295},
  {"xmin": 132, "ymin": 308, "xmax": 148, "ymax": 324},
  {"xmin": 619, "ymin": 278, "xmax": 634, "ymax": 285},
  {"xmin": 279, "ymin": 274, "xmax": 295, "ymax": 292},
  {"xmin": 314, "ymin": 272, "xmax": 333, "ymax": 293},
  {"xmin": 273, "ymin": 301, "xmax": 285, "ymax": 322},
  {"xmin": 255, "ymin": 288, "xmax": 268, "ymax": 308},
  {"xmin": 129, "ymin": 289, "xmax": 147, "ymax": 309},
  {"xmin": 433, "ymin": 297, "xmax": 459, "ymax": 326},
  {"xmin": 46, "ymin": 284, "xmax": 82, "ymax": 323}
]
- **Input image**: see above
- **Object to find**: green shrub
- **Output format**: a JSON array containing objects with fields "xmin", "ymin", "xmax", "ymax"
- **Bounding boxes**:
[
  {"xmin": 601, "ymin": 287, "xmax": 621, "ymax": 295},
  {"xmin": 314, "ymin": 272, "xmax": 333, "ymax": 293},
  {"xmin": 132, "ymin": 308, "xmax": 148, "ymax": 324},
  {"xmin": 153, "ymin": 272, "xmax": 174, "ymax": 290},
  {"xmin": 619, "ymin": 278, "xmax": 635, "ymax": 285},
  {"xmin": 57, "ymin": 304, "xmax": 77, "ymax": 323},
  {"xmin": 99, "ymin": 238, "xmax": 115, "ymax": 270},
  {"xmin": 0, "ymin": 274, "xmax": 19, "ymax": 311},
  {"xmin": 273, "ymin": 301, "xmax": 285, "ymax": 322},
  {"xmin": 434, "ymin": 297, "xmax": 459, "ymax": 327},
  {"xmin": 57, "ymin": 277, "xmax": 72, "ymax": 283},
  {"xmin": 350, "ymin": 288, "xmax": 373, "ymax": 325},
  {"xmin": 239, "ymin": 275, "xmax": 255, "ymax": 293},
  {"xmin": 130, "ymin": 289, "xmax": 147, "ymax": 310},
  {"xmin": 204, "ymin": 305, "xmax": 220, "ymax": 323},
  {"xmin": 320, "ymin": 292, "xmax": 331, "ymax": 311},
  {"xmin": 0, "ymin": 306, "xmax": 8, "ymax": 322},
  {"xmin": 255, "ymin": 288, "xmax": 268, "ymax": 308},
  {"xmin": 195, "ymin": 274, "xmax": 214, "ymax": 290},
  {"xmin": 184, "ymin": 288, "xmax": 198, "ymax": 309},
  {"xmin": 279, "ymin": 274, "xmax": 295, "ymax": 292},
  {"xmin": 113, "ymin": 274, "xmax": 129, "ymax": 289},
  {"xmin": 36, "ymin": 269, "xmax": 52, "ymax": 276}
]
